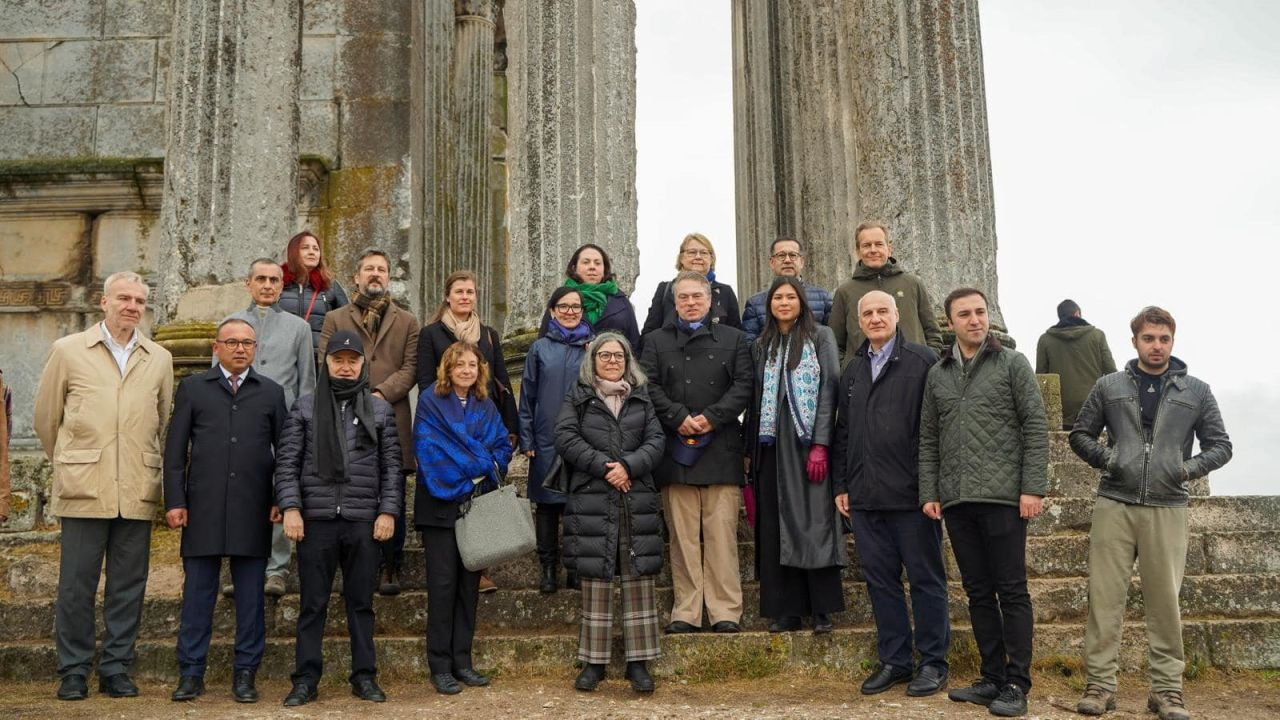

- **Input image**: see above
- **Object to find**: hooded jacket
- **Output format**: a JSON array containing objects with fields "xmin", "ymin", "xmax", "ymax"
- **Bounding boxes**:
[
  {"xmin": 829, "ymin": 258, "xmax": 944, "ymax": 365},
  {"xmin": 1035, "ymin": 318, "xmax": 1116, "ymax": 428}
]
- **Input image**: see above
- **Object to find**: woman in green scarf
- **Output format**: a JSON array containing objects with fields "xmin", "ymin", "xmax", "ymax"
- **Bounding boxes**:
[{"xmin": 539, "ymin": 244, "xmax": 640, "ymax": 349}]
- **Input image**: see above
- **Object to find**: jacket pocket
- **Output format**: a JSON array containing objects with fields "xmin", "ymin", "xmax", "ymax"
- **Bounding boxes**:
[
  {"xmin": 141, "ymin": 452, "xmax": 164, "ymax": 503},
  {"xmin": 55, "ymin": 448, "xmax": 103, "ymax": 500}
]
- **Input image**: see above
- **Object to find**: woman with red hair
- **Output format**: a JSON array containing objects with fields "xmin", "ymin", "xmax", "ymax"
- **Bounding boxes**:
[{"xmin": 279, "ymin": 231, "xmax": 350, "ymax": 350}]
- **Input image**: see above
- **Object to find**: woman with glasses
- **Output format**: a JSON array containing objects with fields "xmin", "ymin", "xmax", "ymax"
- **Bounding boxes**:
[
  {"xmin": 744, "ymin": 276, "xmax": 846, "ymax": 634},
  {"xmin": 540, "ymin": 244, "xmax": 640, "ymax": 349},
  {"xmin": 278, "ymin": 230, "xmax": 349, "ymax": 351},
  {"xmin": 519, "ymin": 287, "xmax": 593, "ymax": 593},
  {"xmin": 555, "ymin": 332, "xmax": 666, "ymax": 693},
  {"xmin": 641, "ymin": 232, "xmax": 741, "ymax": 339}
]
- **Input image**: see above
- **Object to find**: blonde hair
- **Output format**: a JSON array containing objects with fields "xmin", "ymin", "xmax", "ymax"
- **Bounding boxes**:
[
  {"xmin": 675, "ymin": 232, "xmax": 716, "ymax": 271},
  {"xmin": 434, "ymin": 341, "xmax": 491, "ymax": 401}
]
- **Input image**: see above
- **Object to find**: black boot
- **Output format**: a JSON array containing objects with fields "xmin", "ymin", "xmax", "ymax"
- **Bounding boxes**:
[
  {"xmin": 535, "ymin": 511, "xmax": 560, "ymax": 594},
  {"xmin": 565, "ymin": 567, "xmax": 580, "ymax": 590},
  {"xmin": 625, "ymin": 661, "xmax": 655, "ymax": 693}
]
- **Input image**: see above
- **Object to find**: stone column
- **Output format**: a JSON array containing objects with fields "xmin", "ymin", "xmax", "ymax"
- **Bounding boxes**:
[
  {"xmin": 506, "ymin": 0, "xmax": 638, "ymax": 334},
  {"xmin": 453, "ymin": 1, "xmax": 498, "ymax": 322},
  {"xmin": 410, "ymin": 0, "xmax": 456, "ymax": 318},
  {"xmin": 157, "ymin": 0, "xmax": 303, "ymax": 321},
  {"xmin": 733, "ymin": 0, "xmax": 1002, "ymax": 323}
]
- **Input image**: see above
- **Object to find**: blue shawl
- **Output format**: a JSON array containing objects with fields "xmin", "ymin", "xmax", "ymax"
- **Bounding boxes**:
[{"xmin": 414, "ymin": 383, "xmax": 514, "ymax": 502}]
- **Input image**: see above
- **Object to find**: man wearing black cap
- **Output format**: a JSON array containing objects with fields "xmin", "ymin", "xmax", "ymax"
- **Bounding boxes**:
[{"xmin": 274, "ymin": 330, "xmax": 402, "ymax": 707}]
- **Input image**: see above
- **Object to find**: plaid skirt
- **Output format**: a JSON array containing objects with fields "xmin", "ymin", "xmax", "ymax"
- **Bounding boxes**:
[{"xmin": 577, "ymin": 530, "xmax": 661, "ymax": 664}]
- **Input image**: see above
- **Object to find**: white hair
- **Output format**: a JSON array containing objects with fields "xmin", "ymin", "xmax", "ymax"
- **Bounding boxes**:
[
  {"xmin": 102, "ymin": 271, "xmax": 149, "ymax": 299},
  {"xmin": 857, "ymin": 289, "xmax": 898, "ymax": 315}
]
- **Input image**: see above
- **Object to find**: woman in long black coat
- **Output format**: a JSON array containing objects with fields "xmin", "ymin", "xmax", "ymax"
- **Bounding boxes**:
[
  {"xmin": 640, "ymin": 232, "xmax": 741, "ymax": 340},
  {"xmin": 555, "ymin": 332, "xmax": 666, "ymax": 694},
  {"xmin": 744, "ymin": 276, "xmax": 846, "ymax": 633},
  {"xmin": 538, "ymin": 244, "xmax": 641, "ymax": 349}
]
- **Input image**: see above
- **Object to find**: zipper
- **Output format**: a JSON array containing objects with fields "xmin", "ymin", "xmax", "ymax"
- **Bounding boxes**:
[
  {"xmin": 1130, "ymin": 370, "xmax": 1169, "ymax": 505},
  {"xmin": 612, "ymin": 401, "xmax": 639, "ymax": 574}
]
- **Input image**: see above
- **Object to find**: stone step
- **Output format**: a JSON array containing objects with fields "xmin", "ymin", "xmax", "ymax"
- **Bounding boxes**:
[
  {"xmin": 0, "ymin": 617, "xmax": 1274, "ymax": 682},
  {"xmin": 1, "ymin": 573, "xmax": 1274, "ymax": 643}
]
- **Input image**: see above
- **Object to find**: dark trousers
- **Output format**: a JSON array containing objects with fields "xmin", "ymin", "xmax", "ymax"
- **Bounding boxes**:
[
  {"xmin": 56, "ymin": 516, "xmax": 151, "ymax": 679},
  {"xmin": 535, "ymin": 502, "xmax": 565, "ymax": 567},
  {"xmin": 850, "ymin": 509, "xmax": 951, "ymax": 670},
  {"xmin": 381, "ymin": 470, "xmax": 411, "ymax": 571},
  {"xmin": 293, "ymin": 518, "xmax": 380, "ymax": 686},
  {"xmin": 944, "ymin": 502, "xmax": 1033, "ymax": 692},
  {"xmin": 421, "ymin": 526, "xmax": 480, "ymax": 675},
  {"xmin": 177, "ymin": 555, "xmax": 267, "ymax": 676}
]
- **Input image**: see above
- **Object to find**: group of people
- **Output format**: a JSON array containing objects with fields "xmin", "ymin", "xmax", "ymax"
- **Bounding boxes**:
[{"xmin": 28, "ymin": 222, "xmax": 1231, "ymax": 720}]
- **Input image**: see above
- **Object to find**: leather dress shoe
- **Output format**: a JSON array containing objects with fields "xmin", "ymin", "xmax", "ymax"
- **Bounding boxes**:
[
  {"xmin": 812, "ymin": 614, "xmax": 834, "ymax": 634},
  {"xmin": 171, "ymin": 675, "xmax": 205, "ymax": 702},
  {"xmin": 351, "ymin": 677, "xmax": 386, "ymax": 702},
  {"xmin": 907, "ymin": 664, "xmax": 948, "ymax": 697},
  {"xmin": 99, "ymin": 673, "xmax": 139, "ymax": 698},
  {"xmin": 768, "ymin": 617, "xmax": 802, "ymax": 633},
  {"xmin": 282, "ymin": 682, "xmax": 317, "ymax": 707},
  {"xmin": 711, "ymin": 620, "xmax": 741, "ymax": 633},
  {"xmin": 860, "ymin": 663, "xmax": 913, "ymax": 695},
  {"xmin": 57, "ymin": 674, "xmax": 88, "ymax": 701},
  {"xmin": 665, "ymin": 620, "xmax": 701, "ymax": 634},
  {"xmin": 574, "ymin": 663, "xmax": 606, "ymax": 691},
  {"xmin": 454, "ymin": 668, "xmax": 490, "ymax": 687},
  {"xmin": 232, "ymin": 669, "xmax": 258, "ymax": 703},
  {"xmin": 625, "ymin": 661, "xmax": 655, "ymax": 693},
  {"xmin": 431, "ymin": 673, "xmax": 463, "ymax": 695},
  {"xmin": 378, "ymin": 566, "xmax": 401, "ymax": 596},
  {"xmin": 478, "ymin": 572, "xmax": 498, "ymax": 593}
]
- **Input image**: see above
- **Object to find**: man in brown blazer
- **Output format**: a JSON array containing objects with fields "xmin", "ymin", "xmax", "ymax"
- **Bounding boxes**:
[
  {"xmin": 35, "ymin": 271, "xmax": 175, "ymax": 701},
  {"xmin": 319, "ymin": 249, "xmax": 419, "ymax": 593}
]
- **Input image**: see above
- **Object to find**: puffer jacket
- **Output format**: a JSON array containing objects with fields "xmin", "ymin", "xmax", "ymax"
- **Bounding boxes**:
[
  {"xmin": 829, "ymin": 258, "xmax": 944, "ymax": 364},
  {"xmin": 277, "ymin": 280, "xmax": 349, "ymax": 350},
  {"xmin": 740, "ymin": 280, "xmax": 834, "ymax": 344},
  {"xmin": 273, "ymin": 393, "xmax": 403, "ymax": 521},
  {"xmin": 918, "ymin": 335, "xmax": 1049, "ymax": 509},
  {"xmin": 1069, "ymin": 358, "xmax": 1232, "ymax": 507},
  {"xmin": 554, "ymin": 383, "xmax": 666, "ymax": 579}
]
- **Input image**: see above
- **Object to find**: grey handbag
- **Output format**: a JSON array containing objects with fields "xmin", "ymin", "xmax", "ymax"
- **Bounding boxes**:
[{"xmin": 454, "ymin": 481, "xmax": 536, "ymax": 572}]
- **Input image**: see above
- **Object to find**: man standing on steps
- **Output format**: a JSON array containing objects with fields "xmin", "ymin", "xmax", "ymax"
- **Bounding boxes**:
[
  {"xmin": 832, "ymin": 290, "xmax": 950, "ymax": 698},
  {"xmin": 1069, "ymin": 306, "xmax": 1231, "ymax": 720},
  {"xmin": 319, "ymin": 248, "xmax": 419, "ymax": 596},
  {"xmin": 35, "ymin": 271, "xmax": 174, "ymax": 701},
  {"xmin": 829, "ymin": 221, "xmax": 945, "ymax": 366},
  {"xmin": 1035, "ymin": 299, "xmax": 1116, "ymax": 430},
  {"xmin": 740, "ymin": 236, "xmax": 834, "ymax": 344},
  {"xmin": 222, "ymin": 258, "xmax": 316, "ymax": 599},
  {"xmin": 919, "ymin": 287, "xmax": 1049, "ymax": 718},
  {"xmin": 164, "ymin": 319, "xmax": 288, "ymax": 703}
]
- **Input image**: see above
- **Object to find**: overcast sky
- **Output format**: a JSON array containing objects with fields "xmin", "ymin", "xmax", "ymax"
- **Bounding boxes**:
[{"xmin": 633, "ymin": 1, "xmax": 1279, "ymax": 494}]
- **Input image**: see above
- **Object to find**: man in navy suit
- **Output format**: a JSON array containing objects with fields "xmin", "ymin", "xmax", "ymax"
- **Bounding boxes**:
[{"xmin": 163, "ymin": 318, "xmax": 288, "ymax": 703}]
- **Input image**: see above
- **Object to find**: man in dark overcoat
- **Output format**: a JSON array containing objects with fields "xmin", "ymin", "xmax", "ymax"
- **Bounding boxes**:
[
  {"xmin": 163, "ymin": 318, "xmax": 288, "ymax": 703},
  {"xmin": 639, "ymin": 271, "xmax": 754, "ymax": 634}
]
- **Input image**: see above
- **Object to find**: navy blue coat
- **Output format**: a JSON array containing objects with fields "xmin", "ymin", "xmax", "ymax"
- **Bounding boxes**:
[
  {"xmin": 518, "ymin": 333, "xmax": 589, "ymax": 504},
  {"xmin": 740, "ymin": 280, "xmax": 834, "ymax": 345}
]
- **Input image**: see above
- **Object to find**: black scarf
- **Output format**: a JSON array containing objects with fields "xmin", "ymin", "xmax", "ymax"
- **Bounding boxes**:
[
  {"xmin": 315, "ymin": 363, "xmax": 378, "ymax": 484},
  {"xmin": 1052, "ymin": 316, "xmax": 1090, "ymax": 329}
]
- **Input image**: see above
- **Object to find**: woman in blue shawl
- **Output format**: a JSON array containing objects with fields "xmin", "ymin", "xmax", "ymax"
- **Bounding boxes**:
[{"xmin": 413, "ymin": 341, "xmax": 513, "ymax": 695}]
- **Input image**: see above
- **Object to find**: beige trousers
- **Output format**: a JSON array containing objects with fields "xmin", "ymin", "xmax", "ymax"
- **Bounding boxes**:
[{"xmin": 662, "ymin": 484, "xmax": 743, "ymax": 625}]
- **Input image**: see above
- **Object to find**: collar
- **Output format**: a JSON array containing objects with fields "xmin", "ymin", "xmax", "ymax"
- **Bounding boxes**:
[
  {"xmin": 247, "ymin": 302, "xmax": 282, "ymax": 314},
  {"xmin": 867, "ymin": 333, "xmax": 897, "ymax": 360},
  {"xmin": 940, "ymin": 332, "xmax": 1003, "ymax": 364},
  {"xmin": 99, "ymin": 321, "xmax": 139, "ymax": 351}
]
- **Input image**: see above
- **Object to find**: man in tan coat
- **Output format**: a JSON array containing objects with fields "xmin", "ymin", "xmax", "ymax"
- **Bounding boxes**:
[
  {"xmin": 319, "ymin": 249, "xmax": 418, "ymax": 592},
  {"xmin": 35, "ymin": 271, "xmax": 174, "ymax": 701}
]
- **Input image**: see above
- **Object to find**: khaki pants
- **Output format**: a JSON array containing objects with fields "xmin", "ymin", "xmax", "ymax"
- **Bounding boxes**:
[
  {"xmin": 662, "ymin": 484, "xmax": 742, "ymax": 625},
  {"xmin": 1084, "ymin": 496, "xmax": 1188, "ymax": 692}
]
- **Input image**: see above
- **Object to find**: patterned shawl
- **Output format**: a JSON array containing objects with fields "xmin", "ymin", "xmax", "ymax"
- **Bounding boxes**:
[{"xmin": 414, "ymin": 382, "xmax": 514, "ymax": 502}]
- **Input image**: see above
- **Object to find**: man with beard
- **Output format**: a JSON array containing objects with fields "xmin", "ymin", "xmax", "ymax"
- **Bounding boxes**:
[{"xmin": 319, "ymin": 249, "xmax": 419, "ymax": 590}]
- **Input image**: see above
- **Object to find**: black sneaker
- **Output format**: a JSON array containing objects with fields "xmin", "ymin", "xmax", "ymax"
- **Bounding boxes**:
[
  {"xmin": 988, "ymin": 684, "xmax": 1028, "ymax": 717},
  {"xmin": 948, "ymin": 678, "xmax": 1002, "ymax": 706}
]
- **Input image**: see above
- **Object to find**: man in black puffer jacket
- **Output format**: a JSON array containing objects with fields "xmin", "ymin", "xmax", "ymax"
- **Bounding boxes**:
[{"xmin": 274, "ymin": 331, "xmax": 401, "ymax": 707}]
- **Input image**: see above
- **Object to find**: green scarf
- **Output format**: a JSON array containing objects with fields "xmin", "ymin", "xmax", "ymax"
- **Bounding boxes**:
[{"xmin": 564, "ymin": 276, "xmax": 618, "ymax": 325}]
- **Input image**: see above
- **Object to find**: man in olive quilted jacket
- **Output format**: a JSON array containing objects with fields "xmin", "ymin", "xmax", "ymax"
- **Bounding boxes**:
[{"xmin": 919, "ymin": 287, "xmax": 1049, "ymax": 718}]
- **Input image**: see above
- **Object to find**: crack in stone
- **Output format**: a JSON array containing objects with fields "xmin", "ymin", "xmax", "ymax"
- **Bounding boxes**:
[{"xmin": 0, "ymin": 55, "xmax": 31, "ymax": 107}]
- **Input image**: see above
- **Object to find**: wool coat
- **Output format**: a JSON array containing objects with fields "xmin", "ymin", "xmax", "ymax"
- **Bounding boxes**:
[
  {"xmin": 223, "ymin": 303, "xmax": 316, "ymax": 409},
  {"xmin": 277, "ymin": 279, "xmax": 349, "ymax": 349},
  {"xmin": 554, "ymin": 383, "xmax": 666, "ymax": 579},
  {"xmin": 639, "ymin": 320, "xmax": 754, "ymax": 487},
  {"xmin": 416, "ymin": 321, "xmax": 519, "ymax": 438},
  {"xmin": 829, "ymin": 258, "xmax": 945, "ymax": 364},
  {"xmin": 34, "ymin": 325, "xmax": 174, "ymax": 521},
  {"xmin": 319, "ymin": 301, "xmax": 420, "ymax": 471},
  {"xmin": 641, "ymin": 279, "xmax": 742, "ymax": 342},
  {"xmin": 163, "ymin": 366, "xmax": 287, "ymax": 557},
  {"xmin": 1035, "ymin": 319, "xmax": 1117, "ymax": 428},
  {"xmin": 538, "ymin": 291, "xmax": 641, "ymax": 351},
  {"xmin": 518, "ymin": 333, "xmax": 589, "ymax": 504}
]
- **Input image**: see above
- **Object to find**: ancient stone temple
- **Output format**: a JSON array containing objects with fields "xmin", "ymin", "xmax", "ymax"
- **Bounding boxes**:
[{"xmin": 0, "ymin": 0, "xmax": 1275, "ymax": 683}]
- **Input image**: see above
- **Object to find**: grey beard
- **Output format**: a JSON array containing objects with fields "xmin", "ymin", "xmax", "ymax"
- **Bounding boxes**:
[{"xmin": 361, "ymin": 285, "xmax": 387, "ymax": 298}]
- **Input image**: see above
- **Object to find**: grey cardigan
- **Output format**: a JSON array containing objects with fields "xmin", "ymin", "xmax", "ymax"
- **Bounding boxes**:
[{"xmin": 221, "ymin": 304, "xmax": 317, "ymax": 409}]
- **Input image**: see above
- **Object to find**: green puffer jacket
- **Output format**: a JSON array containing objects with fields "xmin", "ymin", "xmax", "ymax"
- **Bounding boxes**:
[
  {"xmin": 1035, "ymin": 320, "xmax": 1116, "ymax": 428},
  {"xmin": 829, "ymin": 258, "xmax": 944, "ymax": 366},
  {"xmin": 919, "ymin": 335, "xmax": 1049, "ymax": 509}
]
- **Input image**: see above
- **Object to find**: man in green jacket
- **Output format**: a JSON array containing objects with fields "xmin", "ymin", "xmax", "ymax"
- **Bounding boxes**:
[
  {"xmin": 830, "ymin": 222, "xmax": 944, "ymax": 366},
  {"xmin": 1035, "ymin": 300, "xmax": 1116, "ymax": 429},
  {"xmin": 919, "ymin": 288, "xmax": 1049, "ymax": 718}
]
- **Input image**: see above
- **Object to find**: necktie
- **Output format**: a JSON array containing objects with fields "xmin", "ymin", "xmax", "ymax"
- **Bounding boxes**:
[{"xmin": 230, "ymin": 375, "xmax": 239, "ymax": 394}]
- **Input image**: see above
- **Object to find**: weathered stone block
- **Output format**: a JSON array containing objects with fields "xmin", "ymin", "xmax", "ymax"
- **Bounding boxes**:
[
  {"xmin": 0, "ymin": 214, "xmax": 90, "ymax": 280},
  {"xmin": 0, "ymin": 314, "xmax": 91, "ymax": 443},
  {"xmin": 0, "ymin": 42, "xmax": 46, "ymax": 106},
  {"xmin": 303, "ymin": 0, "xmax": 338, "ymax": 34},
  {"xmin": 0, "ymin": 106, "xmax": 94, "ymax": 159},
  {"xmin": 337, "ymin": 0, "xmax": 408, "ymax": 35},
  {"xmin": 1206, "ymin": 619, "xmax": 1280, "ymax": 668},
  {"xmin": 92, "ymin": 211, "xmax": 162, "ymax": 276},
  {"xmin": 94, "ymin": 103, "xmax": 165, "ymax": 157},
  {"xmin": 1048, "ymin": 460, "xmax": 1099, "ymax": 498},
  {"xmin": 0, "ymin": 0, "xmax": 104, "ymax": 40},
  {"xmin": 335, "ymin": 32, "xmax": 410, "ymax": 101},
  {"xmin": 299, "ymin": 99, "xmax": 338, "ymax": 160},
  {"xmin": 1190, "ymin": 496, "xmax": 1280, "ymax": 532},
  {"xmin": 43, "ymin": 39, "xmax": 157, "ymax": 103},
  {"xmin": 102, "ymin": 0, "xmax": 172, "ymax": 37},
  {"xmin": 173, "ymin": 284, "xmax": 251, "ymax": 323},
  {"xmin": 1037, "ymin": 373, "xmax": 1063, "ymax": 429},
  {"xmin": 300, "ymin": 35, "xmax": 335, "ymax": 100},
  {"xmin": 1204, "ymin": 531, "xmax": 1280, "ymax": 574}
]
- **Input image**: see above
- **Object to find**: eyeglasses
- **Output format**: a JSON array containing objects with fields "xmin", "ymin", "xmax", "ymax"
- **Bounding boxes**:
[
  {"xmin": 554, "ymin": 303, "xmax": 583, "ymax": 313},
  {"xmin": 681, "ymin": 248, "xmax": 712, "ymax": 257},
  {"xmin": 771, "ymin": 251, "xmax": 802, "ymax": 261},
  {"xmin": 596, "ymin": 352, "xmax": 626, "ymax": 362},
  {"xmin": 218, "ymin": 339, "xmax": 258, "ymax": 349}
]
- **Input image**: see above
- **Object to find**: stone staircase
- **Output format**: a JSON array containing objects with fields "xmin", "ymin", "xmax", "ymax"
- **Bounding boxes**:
[{"xmin": 1, "ymin": 432, "xmax": 1277, "ymax": 684}]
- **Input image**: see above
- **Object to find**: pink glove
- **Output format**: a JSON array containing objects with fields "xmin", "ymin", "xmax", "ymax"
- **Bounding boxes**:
[
  {"xmin": 742, "ymin": 485, "xmax": 757, "ymax": 528},
  {"xmin": 806, "ymin": 444, "xmax": 829, "ymax": 484}
]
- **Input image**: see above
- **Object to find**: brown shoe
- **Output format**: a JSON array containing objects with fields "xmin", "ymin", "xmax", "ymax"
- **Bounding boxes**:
[
  {"xmin": 478, "ymin": 572, "xmax": 497, "ymax": 594},
  {"xmin": 1148, "ymin": 690, "xmax": 1190, "ymax": 720},
  {"xmin": 1076, "ymin": 684, "xmax": 1116, "ymax": 715},
  {"xmin": 264, "ymin": 575, "xmax": 286, "ymax": 597}
]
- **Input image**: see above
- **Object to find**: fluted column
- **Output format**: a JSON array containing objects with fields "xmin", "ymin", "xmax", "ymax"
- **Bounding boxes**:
[
  {"xmin": 157, "ymin": 0, "xmax": 302, "ymax": 321},
  {"xmin": 410, "ymin": 0, "xmax": 457, "ymax": 317},
  {"xmin": 454, "ymin": 1, "xmax": 498, "ymax": 322},
  {"xmin": 506, "ymin": 0, "xmax": 638, "ymax": 333}
]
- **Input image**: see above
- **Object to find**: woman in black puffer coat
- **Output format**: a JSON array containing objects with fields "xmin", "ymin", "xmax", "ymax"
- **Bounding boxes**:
[
  {"xmin": 278, "ymin": 230, "xmax": 350, "ymax": 351},
  {"xmin": 554, "ymin": 332, "xmax": 665, "ymax": 695}
]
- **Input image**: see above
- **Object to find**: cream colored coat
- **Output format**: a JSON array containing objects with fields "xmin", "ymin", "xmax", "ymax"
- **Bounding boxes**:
[{"xmin": 34, "ymin": 327, "xmax": 174, "ymax": 520}]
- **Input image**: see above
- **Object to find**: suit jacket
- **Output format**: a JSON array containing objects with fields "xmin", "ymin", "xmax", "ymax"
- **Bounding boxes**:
[
  {"xmin": 34, "ymin": 325, "xmax": 174, "ymax": 520},
  {"xmin": 319, "ymin": 301, "xmax": 420, "ymax": 471},
  {"xmin": 163, "ymin": 366, "xmax": 287, "ymax": 557},
  {"xmin": 223, "ymin": 303, "xmax": 316, "ymax": 409}
]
